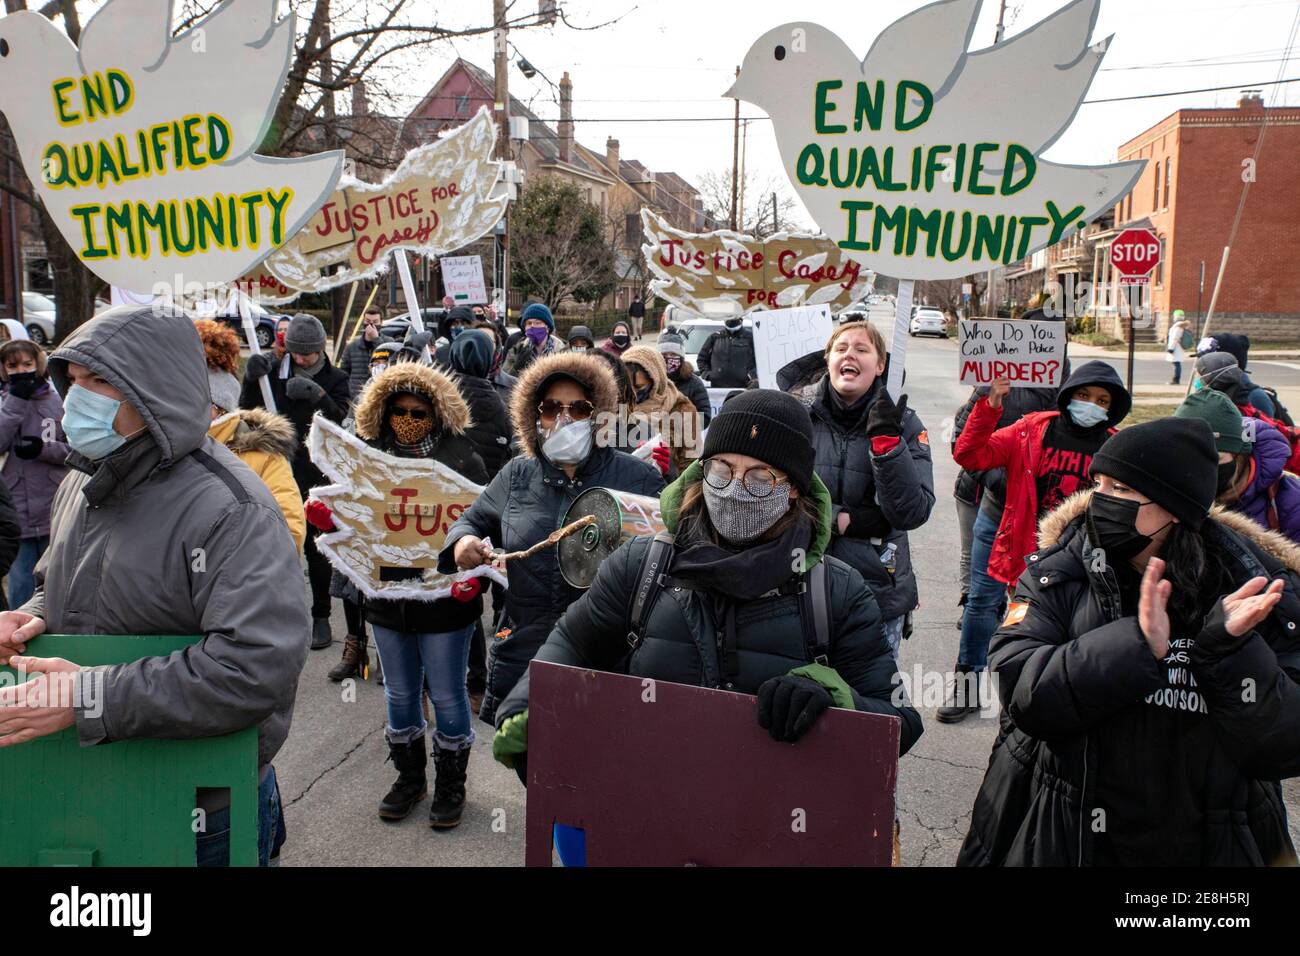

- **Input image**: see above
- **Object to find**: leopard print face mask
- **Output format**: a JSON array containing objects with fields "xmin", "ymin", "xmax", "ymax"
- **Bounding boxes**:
[{"xmin": 389, "ymin": 408, "xmax": 434, "ymax": 444}]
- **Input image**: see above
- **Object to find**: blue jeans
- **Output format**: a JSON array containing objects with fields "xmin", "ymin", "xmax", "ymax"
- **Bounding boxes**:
[
  {"xmin": 8, "ymin": 536, "xmax": 47, "ymax": 610},
  {"xmin": 196, "ymin": 765, "xmax": 286, "ymax": 867},
  {"xmin": 372, "ymin": 623, "xmax": 476, "ymax": 747},
  {"xmin": 958, "ymin": 509, "xmax": 1008, "ymax": 670}
]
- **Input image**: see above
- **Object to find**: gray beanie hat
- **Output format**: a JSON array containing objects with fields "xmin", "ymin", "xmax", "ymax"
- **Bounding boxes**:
[
  {"xmin": 285, "ymin": 313, "xmax": 327, "ymax": 354},
  {"xmin": 208, "ymin": 369, "xmax": 241, "ymax": 414},
  {"xmin": 657, "ymin": 331, "xmax": 685, "ymax": 355},
  {"xmin": 1195, "ymin": 351, "xmax": 1243, "ymax": 393}
]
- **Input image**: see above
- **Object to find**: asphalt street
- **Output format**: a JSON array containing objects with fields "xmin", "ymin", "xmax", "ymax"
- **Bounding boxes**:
[{"xmin": 275, "ymin": 305, "xmax": 1300, "ymax": 866}]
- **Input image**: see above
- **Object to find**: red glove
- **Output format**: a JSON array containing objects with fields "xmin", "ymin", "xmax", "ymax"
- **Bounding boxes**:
[
  {"xmin": 450, "ymin": 578, "xmax": 482, "ymax": 602},
  {"xmin": 304, "ymin": 497, "xmax": 336, "ymax": 532},
  {"xmin": 650, "ymin": 443, "xmax": 671, "ymax": 477}
]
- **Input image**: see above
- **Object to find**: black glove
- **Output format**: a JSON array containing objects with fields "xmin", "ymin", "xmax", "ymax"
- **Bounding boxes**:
[
  {"xmin": 756, "ymin": 674, "xmax": 832, "ymax": 742},
  {"xmin": 843, "ymin": 503, "xmax": 892, "ymax": 539},
  {"xmin": 6, "ymin": 372, "xmax": 41, "ymax": 400},
  {"xmin": 13, "ymin": 436, "xmax": 42, "ymax": 460},
  {"xmin": 866, "ymin": 391, "xmax": 908, "ymax": 439},
  {"xmin": 245, "ymin": 352, "xmax": 274, "ymax": 380},
  {"xmin": 285, "ymin": 376, "xmax": 325, "ymax": 403}
]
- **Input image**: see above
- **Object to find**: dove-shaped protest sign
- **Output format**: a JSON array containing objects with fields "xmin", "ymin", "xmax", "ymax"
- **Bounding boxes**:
[
  {"xmin": 729, "ymin": 0, "xmax": 1145, "ymax": 283},
  {"xmin": 308, "ymin": 415, "xmax": 506, "ymax": 602},
  {"xmin": 641, "ymin": 208, "xmax": 872, "ymax": 318},
  {"xmin": 0, "ymin": 0, "xmax": 344, "ymax": 296},
  {"xmin": 264, "ymin": 107, "xmax": 507, "ymax": 293}
]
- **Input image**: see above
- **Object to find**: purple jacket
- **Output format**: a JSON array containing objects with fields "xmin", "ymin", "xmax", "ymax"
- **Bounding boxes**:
[
  {"xmin": 0, "ymin": 381, "xmax": 69, "ymax": 538},
  {"xmin": 1236, "ymin": 419, "xmax": 1300, "ymax": 543}
]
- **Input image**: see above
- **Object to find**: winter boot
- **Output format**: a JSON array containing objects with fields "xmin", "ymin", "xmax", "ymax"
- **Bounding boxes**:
[
  {"xmin": 327, "ymin": 635, "xmax": 366, "ymax": 682},
  {"xmin": 310, "ymin": 617, "xmax": 333, "ymax": 650},
  {"xmin": 937, "ymin": 664, "xmax": 981, "ymax": 724},
  {"xmin": 378, "ymin": 737, "xmax": 427, "ymax": 820},
  {"xmin": 429, "ymin": 744, "xmax": 470, "ymax": 829}
]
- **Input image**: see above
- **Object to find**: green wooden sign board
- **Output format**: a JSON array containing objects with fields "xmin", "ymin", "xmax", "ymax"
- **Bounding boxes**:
[{"xmin": 0, "ymin": 634, "xmax": 258, "ymax": 867}]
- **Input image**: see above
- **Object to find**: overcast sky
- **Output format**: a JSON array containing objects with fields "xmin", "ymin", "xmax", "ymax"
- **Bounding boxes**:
[{"xmin": 418, "ymin": 0, "xmax": 1300, "ymax": 228}]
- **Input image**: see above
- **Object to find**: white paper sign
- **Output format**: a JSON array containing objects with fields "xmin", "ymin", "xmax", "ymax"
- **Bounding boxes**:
[
  {"xmin": 958, "ymin": 318, "xmax": 1066, "ymax": 388},
  {"xmin": 752, "ymin": 304, "xmax": 834, "ymax": 389},
  {"xmin": 441, "ymin": 255, "xmax": 488, "ymax": 305},
  {"xmin": 730, "ymin": 1, "xmax": 1146, "ymax": 281},
  {"xmin": 0, "ymin": 0, "xmax": 344, "ymax": 295}
]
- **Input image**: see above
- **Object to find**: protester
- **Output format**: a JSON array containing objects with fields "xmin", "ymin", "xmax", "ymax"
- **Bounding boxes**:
[
  {"xmin": 601, "ymin": 320, "xmax": 634, "ymax": 357},
  {"xmin": 1198, "ymin": 333, "xmax": 1279, "ymax": 419},
  {"xmin": 307, "ymin": 362, "xmax": 488, "ymax": 827},
  {"xmin": 628, "ymin": 295, "xmax": 646, "ymax": 340},
  {"xmin": 200, "ymin": 326, "xmax": 305, "ymax": 554},
  {"xmin": 242, "ymin": 313, "xmax": 351, "ymax": 651},
  {"xmin": 807, "ymin": 321, "xmax": 935, "ymax": 655},
  {"xmin": 0, "ymin": 305, "xmax": 308, "ymax": 867},
  {"xmin": 272, "ymin": 315, "xmax": 291, "ymax": 363},
  {"xmin": 338, "ymin": 305, "xmax": 390, "ymax": 403},
  {"xmin": 1176, "ymin": 389, "xmax": 1300, "ymax": 543},
  {"xmin": 504, "ymin": 303, "xmax": 564, "ymax": 375},
  {"xmin": 1165, "ymin": 310, "xmax": 1192, "ymax": 385},
  {"xmin": 946, "ymin": 361, "xmax": 1131, "ymax": 721},
  {"xmin": 440, "ymin": 351, "xmax": 664, "ymax": 725},
  {"xmin": 434, "ymin": 305, "xmax": 475, "ymax": 369},
  {"xmin": 0, "ymin": 339, "xmax": 68, "ymax": 609},
  {"xmin": 622, "ymin": 343, "xmax": 701, "ymax": 478},
  {"xmin": 0, "ymin": 320, "xmax": 29, "ymax": 342},
  {"xmin": 697, "ymin": 317, "xmax": 757, "ymax": 389},
  {"xmin": 473, "ymin": 319, "xmax": 517, "ymax": 401},
  {"xmin": 958, "ymin": 418, "xmax": 1300, "ymax": 866},
  {"xmin": 1195, "ymin": 350, "xmax": 1289, "ymax": 426},
  {"xmin": 566, "ymin": 324, "xmax": 594, "ymax": 354},
  {"xmin": 657, "ymin": 330, "xmax": 711, "ymax": 426},
  {"xmin": 588, "ymin": 348, "xmax": 639, "ymax": 454},
  {"xmin": 491, "ymin": 389, "xmax": 923, "ymax": 786}
]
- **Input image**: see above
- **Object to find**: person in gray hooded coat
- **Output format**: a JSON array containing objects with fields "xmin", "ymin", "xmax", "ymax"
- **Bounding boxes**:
[{"xmin": 0, "ymin": 305, "xmax": 309, "ymax": 867}]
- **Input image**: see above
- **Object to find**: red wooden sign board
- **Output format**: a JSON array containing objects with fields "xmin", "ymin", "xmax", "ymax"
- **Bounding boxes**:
[{"xmin": 524, "ymin": 661, "xmax": 900, "ymax": 866}]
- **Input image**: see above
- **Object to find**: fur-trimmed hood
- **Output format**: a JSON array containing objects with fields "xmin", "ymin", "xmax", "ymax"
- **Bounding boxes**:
[
  {"xmin": 209, "ymin": 407, "xmax": 299, "ymax": 459},
  {"xmin": 353, "ymin": 362, "xmax": 472, "ymax": 441},
  {"xmin": 509, "ymin": 350, "xmax": 618, "ymax": 458},
  {"xmin": 1038, "ymin": 488, "xmax": 1300, "ymax": 573}
]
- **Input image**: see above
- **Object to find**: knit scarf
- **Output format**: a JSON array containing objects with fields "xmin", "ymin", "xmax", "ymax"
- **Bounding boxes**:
[{"xmin": 670, "ymin": 511, "xmax": 813, "ymax": 601}]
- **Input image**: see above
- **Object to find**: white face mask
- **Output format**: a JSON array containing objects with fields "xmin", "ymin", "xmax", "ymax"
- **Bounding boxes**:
[{"xmin": 538, "ymin": 420, "xmax": 594, "ymax": 466}]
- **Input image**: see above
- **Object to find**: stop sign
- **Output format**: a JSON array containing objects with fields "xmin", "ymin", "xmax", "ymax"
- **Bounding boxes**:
[{"xmin": 1111, "ymin": 227, "xmax": 1162, "ymax": 283}]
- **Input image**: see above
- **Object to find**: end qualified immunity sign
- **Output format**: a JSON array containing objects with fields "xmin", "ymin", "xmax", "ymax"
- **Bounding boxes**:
[{"xmin": 958, "ymin": 318, "xmax": 1066, "ymax": 388}]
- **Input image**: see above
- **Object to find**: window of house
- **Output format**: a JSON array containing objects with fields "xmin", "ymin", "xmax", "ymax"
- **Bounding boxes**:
[
  {"xmin": 456, "ymin": 94, "xmax": 469, "ymax": 117},
  {"xmin": 1156, "ymin": 237, "xmax": 1166, "ymax": 286},
  {"xmin": 1163, "ymin": 157, "xmax": 1171, "ymax": 208},
  {"xmin": 626, "ymin": 212, "xmax": 639, "ymax": 245},
  {"xmin": 1153, "ymin": 163, "xmax": 1161, "ymax": 209}
]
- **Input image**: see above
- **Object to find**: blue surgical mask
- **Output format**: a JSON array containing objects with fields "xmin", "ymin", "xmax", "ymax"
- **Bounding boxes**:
[
  {"xmin": 1067, "ymin": 399, "xmax": 1109, "ymax": 429},
  {"xmin": 63, "ymin": 383, "xmax": 132, "ymax": 459}
]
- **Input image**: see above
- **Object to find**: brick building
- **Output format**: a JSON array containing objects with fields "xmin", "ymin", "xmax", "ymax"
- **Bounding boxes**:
[{"xmin": 1092, "ymin": 93, "xmax": 1300, "ymax": 342}]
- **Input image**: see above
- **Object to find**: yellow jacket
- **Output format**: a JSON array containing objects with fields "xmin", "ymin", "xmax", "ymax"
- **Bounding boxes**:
[{"xmin": 208, "ymin": 408, "xmax": 306, "ymax": 552}]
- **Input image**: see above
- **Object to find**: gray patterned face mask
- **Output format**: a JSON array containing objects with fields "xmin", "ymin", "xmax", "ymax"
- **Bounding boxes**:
[{"xmin": 702, "ymin": 477, "xmax": 791, "ymax": 544}]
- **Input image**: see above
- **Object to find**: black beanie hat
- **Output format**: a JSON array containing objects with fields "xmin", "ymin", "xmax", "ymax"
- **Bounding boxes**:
[
  {"xmin": 701, "ymin": 389, "xmax": 815, "ymax": 494},
  {"xmin": 1090, "ymin": 418, "xmax": 1218, "ymax": 530}
]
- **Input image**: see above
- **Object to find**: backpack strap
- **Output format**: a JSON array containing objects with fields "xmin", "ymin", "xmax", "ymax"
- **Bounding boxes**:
[
  {"xmin": 804, "ymin": 560, "xmax": 832, "ymax": 666},
  {"xmin": 627, "ymin": 532, "xmax": 676, "ymax": 651}
]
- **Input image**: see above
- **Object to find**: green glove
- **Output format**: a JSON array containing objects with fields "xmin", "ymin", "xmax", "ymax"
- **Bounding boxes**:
[
  {"xmin": 788, "ymin": 663, "xmax": 855, "ymax": 710},
  {"xmin": 493, "ymin": 710, "xmax": 529, "ymax": 769}
]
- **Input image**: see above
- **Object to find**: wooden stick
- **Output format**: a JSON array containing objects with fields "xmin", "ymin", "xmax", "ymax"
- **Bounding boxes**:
[{"xmin": 490, "ymin": 515, "xmax": 597, "ymax": 564}]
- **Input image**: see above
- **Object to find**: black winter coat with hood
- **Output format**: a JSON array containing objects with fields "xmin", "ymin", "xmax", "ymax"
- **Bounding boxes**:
[
  {"xmin": 337, "ymin": 332, "xmax": 392, "ymax": 403},
  {"xmin": 669, "ymin": 359, "xmax": 712, "ymax": 426},
  {"xmin": 497, "ymin": 460, "xmax": 923, "ymax": 755},
  {"xmin": 438, "ymin": 351, "xmax": 665, "ymax": 725},
  {"xmin": 697, "ymin": 326, "xmax": 757, "ymax": 389},
  {"xmin": 807, "ymin": 375, "xmax": 935, "ymax": 622},
  {"xmin": 349, "ymin": 362, "xmax": 489, "ymax": 634},
  {"xmin": 959, "ymin": 490, "xmax": 1300, "ymax": 867},
  {"xmin": 448, "ymin": 330, "xmax": 514, "ymax": 480}
]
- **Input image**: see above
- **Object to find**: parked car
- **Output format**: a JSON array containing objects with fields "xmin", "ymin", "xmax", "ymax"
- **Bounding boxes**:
[
  {"xmin": 204, "ymin": 300, "xmax": 286, "ymax": 349},
  {"xmin": 380, "ymin": 308, "xmax": 446, "ymax": 342},
  {"xmin": 909, "ymin": 306, "xmax": 948, "ymax": 338},
  {"xmin": 21, "ymin": 292, "xmax": 56, "ymax": 344}
]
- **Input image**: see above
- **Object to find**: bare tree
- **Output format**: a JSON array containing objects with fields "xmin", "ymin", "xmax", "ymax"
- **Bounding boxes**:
[{"xmin": 695, "ymin": 168, "xmax": 805, "ymax": 239}]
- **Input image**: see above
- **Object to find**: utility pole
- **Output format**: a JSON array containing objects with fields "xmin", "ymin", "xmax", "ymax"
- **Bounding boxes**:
[
  {"xmin": 738, "ymin": 120, "xmax": 749, "ymax": 231},
  {"xmin": 970, "ymin": 0, "xmax": 1009, "ymax": 316},
  {"xmin": 730, "ymin": 66, "xmax": 740, "ymax": 230},
  {"xmin": 772, "ymin": 191, "xmax": 779, "ymax": 234},
  {"xmin": 493, "ymin": 0, "xmax": 512, "ymax": 322}
]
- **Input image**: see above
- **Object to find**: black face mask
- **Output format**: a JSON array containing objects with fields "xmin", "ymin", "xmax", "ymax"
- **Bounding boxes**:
[
  {"xmin": 612, "ymin": 334, "xmax": 630, "ymax": 347},
  {"xmin": 1216, "ymin": 460, "xmax": 1239, "ymax": 497},
  {"xmin": 1086, "ymin": 492, "xmax": 1172, "ymax": 563},
  {"xmin": 7, "ymin": 371, "xmax": 39, "ymax": 392}
]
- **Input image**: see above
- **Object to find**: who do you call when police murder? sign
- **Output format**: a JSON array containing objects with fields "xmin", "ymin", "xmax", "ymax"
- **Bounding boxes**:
[{"xmin": 959, "ymin": 317, "xmax": 1066, "ymax": 389}]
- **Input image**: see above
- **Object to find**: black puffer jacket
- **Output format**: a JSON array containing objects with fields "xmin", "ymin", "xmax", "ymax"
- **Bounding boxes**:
[
  {"xmin": 670, "ymin": 359, "xmax": 712, "ymax": 426},
  {"xmin": 808, "ymin": 376, "xmax": 935, "ymax": 622},
  {"xmin": 337, "ymin": 333, "xmax": 391, "ymax": 404},
  {"xmin": 959, "ymin": 491, "xmax": 1300, "ymax": 867},
  {"xmin": 239, "ymin": 355, "xmax": 351, "ymax": 494},
  {"xmin": 350, "ymin": 362, "xmax": 489, "ymax": 633},
  {"xmin": 497, "ymin": 462, "xmax": 923, "ymax": 754},
  {"xmin": 438, "ymin": 351, "xmax": 665, "ymax": 725},
  {"xmin": 449, "ymin": 330, "xmax": 513, "ymax": 480},
  {"xmin": 697, "ymin": 327, "xmax": 756, "ymax": 389}
]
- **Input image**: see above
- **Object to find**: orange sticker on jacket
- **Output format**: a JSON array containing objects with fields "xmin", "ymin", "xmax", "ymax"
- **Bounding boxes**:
[
  {"xmin": 917, "ymin": 430, "xmax": 930, "ymax": 447},
  {"xmin": 1002, "ymin": 602, "xmax": 1029, "ymax": 627}
]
